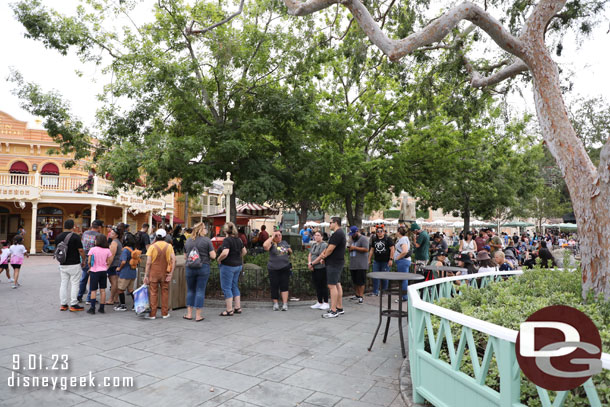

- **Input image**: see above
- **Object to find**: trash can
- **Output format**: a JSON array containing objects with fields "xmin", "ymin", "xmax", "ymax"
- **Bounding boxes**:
[{"xmin": 136, "ymin": 255, "xmax": 187, "ymax": 310}]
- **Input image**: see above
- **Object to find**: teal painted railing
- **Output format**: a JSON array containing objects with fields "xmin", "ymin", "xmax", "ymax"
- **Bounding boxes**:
[{"xmin": 407, "ymin": 271, "xmax": 610, "ymax": 407}]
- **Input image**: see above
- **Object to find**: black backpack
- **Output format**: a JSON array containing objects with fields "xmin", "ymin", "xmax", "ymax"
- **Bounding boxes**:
[{"xmin": 54, "ymin": 232, "xmax": 74, "ymax": 265}]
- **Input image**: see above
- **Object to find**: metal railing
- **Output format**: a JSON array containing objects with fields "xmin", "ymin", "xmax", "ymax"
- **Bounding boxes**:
[{"xmin": 407, "ymin": 271, "xmax": 609, "ymax": 407}]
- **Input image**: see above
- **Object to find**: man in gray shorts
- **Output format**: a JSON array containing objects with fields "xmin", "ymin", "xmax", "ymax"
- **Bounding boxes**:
[{"xmin": 320, "ymin": 217, "xmax": 346, "ymax": 318}]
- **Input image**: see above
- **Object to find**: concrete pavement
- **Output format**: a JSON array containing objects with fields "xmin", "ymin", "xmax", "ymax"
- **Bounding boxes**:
[{"xmin": 0, "ymin": 256, "xmax": 406, "ymax": 407}]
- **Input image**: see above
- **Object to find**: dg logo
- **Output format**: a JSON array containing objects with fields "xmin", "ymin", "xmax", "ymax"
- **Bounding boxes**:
[{"xmin": 516, "ymin": 305, "xmax": 602, "ymax": 391}]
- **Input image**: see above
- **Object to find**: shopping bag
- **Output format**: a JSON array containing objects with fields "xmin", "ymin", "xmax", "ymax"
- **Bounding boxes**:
[{"xmin": 133, "ymin": 284, "xmax": 150, "ymax": 315}]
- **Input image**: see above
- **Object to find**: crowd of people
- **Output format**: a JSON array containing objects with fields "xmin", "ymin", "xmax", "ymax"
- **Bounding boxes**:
[{"xmin": 2, "ymin": 215, "xmax": 578, "ymax": 321}]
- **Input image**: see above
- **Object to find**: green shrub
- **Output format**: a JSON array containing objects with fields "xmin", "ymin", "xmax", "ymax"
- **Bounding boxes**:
[{"xmin": 432, "ymin": 268, "xmax": 610, "ymax": 406}]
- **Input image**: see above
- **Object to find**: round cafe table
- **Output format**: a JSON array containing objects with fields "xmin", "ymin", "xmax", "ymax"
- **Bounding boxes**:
[{"xmin": 367, "ymin": 272, "xmax": 424, "ymax": 358}]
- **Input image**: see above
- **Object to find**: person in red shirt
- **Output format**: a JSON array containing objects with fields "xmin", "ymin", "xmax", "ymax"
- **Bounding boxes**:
[{"xmin": 258, "ymin": 225, "xmax": 269, "ymax": 246}]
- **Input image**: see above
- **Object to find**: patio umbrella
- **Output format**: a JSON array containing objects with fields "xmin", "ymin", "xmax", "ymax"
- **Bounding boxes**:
[
  {"xmin": 502, "ymin": 220, "xmax": 535, "ymax": 227},
  {"xmin": 304, "ymin": 221, "xmax": 320, "ymax": 227},
  {"xmin": 558, "ymin": 223, "xmax": 577, "ymax": 231},
  {"xmin": 319, "ymin": 222, "xmax": 330, "ymax": 227}
]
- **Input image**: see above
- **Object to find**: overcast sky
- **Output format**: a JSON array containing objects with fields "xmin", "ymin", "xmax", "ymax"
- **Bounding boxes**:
[{"xmin": 1, "ymin": 1, "xmax": 609, "ymax": 129}]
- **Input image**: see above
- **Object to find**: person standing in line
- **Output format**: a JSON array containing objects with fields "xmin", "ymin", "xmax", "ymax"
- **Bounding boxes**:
[
  {"xmin": 308, "ymin": 231, "xmax": 329, "ymax": 310},
  {"xmin": 143, "ymin": 229, "xmax": 176, "ymax": 319},
  {"xmin": 394, "ymin": 226, "xmax": 412, "ymax": 303},
  {"xmin": 41, "ymin": 223, "xmax": 51, "ymax": 253},
  {"xmin": 136, "ymin": 223, "xmax": 151, "ymax": 252},
  {"xmin": 348, "ymin": 227, "xmax": 369, "ymax": 304},
  {"xmin": 114, "ymin": 233, "xmax": 139, "ymax": 312},
  {"xmin": 56, "ymin": 219, "xmax": 85, "ymax": 311},
  {"xmin": 9, "ymin": 235, "xmax": 29, "ymax": 289},
  {"xmin": 367, "ymin": 225, "xmax": 394, "ymax": 296},
  {"xmin": 106, "ymin": 227, "xmax": 123, "ymax": 305},
  {"xmin": 78, "ymin": 219, "xmax": 103, "ymax": 303},
  {"xmin": 263, "ymin": 229, "xmax": 293, "ymax": 311},
  {"xmin": 258, "ymin": 225, "xmax": 269, "ymax": 247},
  {"xmin": 183, "ymin": 223, "xmax": 216, "ymax": 321},
  {"xmin": 0, "ymin": 240, "xmax": 12, "ymax": 282},
  {"xmin": 320, "ymin": 217, "xmax": 346, "ymax": 318},
  {"xmin": 217, "ymin": 222, "xmax": 246, "ymax": 316},
  {"xmin": 86, "ymin": 234, "xmax": 113, "ymax": 314},
  {"xmin": 412, "ymin": 223, "xmax": 430, "ymax": 268}
]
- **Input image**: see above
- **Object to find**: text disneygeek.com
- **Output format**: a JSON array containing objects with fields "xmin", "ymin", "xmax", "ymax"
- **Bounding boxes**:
[{"xmin": 7, "ymin": 354, "xmax": 134, "ymax": 391}]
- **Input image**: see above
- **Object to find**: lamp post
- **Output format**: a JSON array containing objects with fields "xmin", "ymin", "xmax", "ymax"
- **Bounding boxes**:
[{"xmin": 223, "ymin": 172, "xmax": 234, "ymax": 225}]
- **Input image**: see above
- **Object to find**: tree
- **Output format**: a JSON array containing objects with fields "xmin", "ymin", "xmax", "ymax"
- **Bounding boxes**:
[
  {"xmin": 11, "ymin": 0, "xmax": 322, "ymax": 224},
  {"xmin": 282, "ymin": 0, "xmax": 610, "ymax": 299}
]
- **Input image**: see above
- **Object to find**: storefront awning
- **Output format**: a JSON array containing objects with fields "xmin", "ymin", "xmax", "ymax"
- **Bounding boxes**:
[
  {"xmin": 41, "ymin": 163, "xmax": 59, "ymax": 175},
  {"xmin": 9, "ymin": 161, "xmax": 29, "ymax": 174}
]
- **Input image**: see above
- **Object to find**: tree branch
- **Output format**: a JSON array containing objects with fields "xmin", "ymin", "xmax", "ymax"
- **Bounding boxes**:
[
  {"xmin": 185, "ymin": 0, "xmax": 246, "ymax": 35},
  {"xmin": 463, "ymin": 57, "xmax": 529, "ymax": 88},
  {"xmin": 284, "ymin": 1, "xmax": 526, "ymax": 62}
]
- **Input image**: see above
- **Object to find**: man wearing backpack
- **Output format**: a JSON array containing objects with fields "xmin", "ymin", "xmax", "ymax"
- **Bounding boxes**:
[
  {"xmin": 56, "ymin": 220, "xmax": 86, "ymax": 312},
  {"xmin": 135, "ymin": 223, "xmax": 151, "ymax": 252}
]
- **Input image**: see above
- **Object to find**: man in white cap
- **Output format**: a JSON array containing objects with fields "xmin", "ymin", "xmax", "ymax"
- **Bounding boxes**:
[{"xmin": 143, "ymin": 228, "xmax": 176, "ymax": 319}]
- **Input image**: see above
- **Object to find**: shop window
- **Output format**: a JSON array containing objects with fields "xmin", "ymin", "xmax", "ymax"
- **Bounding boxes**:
[
  {"xmin": 82, "ymin": 209, "xmax": 91, "ymax": 229},
  {"xmin": 36, "ymin": 207, "xmax": 63, "ymax": 241}
]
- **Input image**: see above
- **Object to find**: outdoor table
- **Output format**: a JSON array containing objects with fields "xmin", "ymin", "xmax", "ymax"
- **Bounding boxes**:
[{"xmin": 367, "ymin": 272, "xmax": 424, "ymax": 358}]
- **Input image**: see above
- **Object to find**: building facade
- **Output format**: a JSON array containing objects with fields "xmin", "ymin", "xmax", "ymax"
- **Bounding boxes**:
[{"xmin": 0, "ymin": 111, "xmax": 175, "ymax": 253}]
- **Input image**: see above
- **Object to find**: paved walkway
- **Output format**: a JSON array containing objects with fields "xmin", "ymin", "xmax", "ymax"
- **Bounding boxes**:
[{"xmin": 0, "ymin": 257, "xmax": 406, "ymax": 407}]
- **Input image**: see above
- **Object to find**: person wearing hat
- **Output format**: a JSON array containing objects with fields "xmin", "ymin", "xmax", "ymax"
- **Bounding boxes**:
[
  {"xmin": 367, "ymin": 224, "xmax": 394, "ymax": 296},
  {"xmin": 143, "ymin": 228, "xmax": 176, "ymax": 319},
  {"xmin": 411, "ymin": 223, "xmax": 430, "ymax": 268},
  {"xmin": 454, "ymin": 253, "xmax": 478, "ymax": 275},
  {"xmin": 78, "ymin": 219, "xmax": 104, "ymax": 303},
  {"xmin": 476, "ymin": 250, "xmax": 497, "ymax": 273},
  {"xmin": 348, "ymin": 226, "xmax": 369, "ymax": 304},
  {"xmin": 431, "ymin": 250, "xmax": 451, "ymax": 277}
]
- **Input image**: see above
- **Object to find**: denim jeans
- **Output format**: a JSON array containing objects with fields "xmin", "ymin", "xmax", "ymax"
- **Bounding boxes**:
[
  {"xmin": 42, "ymin": 235, "xmax": 50, "ymax": 252},
  {"xmin": 219, "ymin": 264, "xmax": 242, "ymax": 299},
  {"xmin": 395, "ymin": 258, "xmax": 412, "ymax": 300},
  {"xmin": 186, "ymin": 264, "xmax": 211, "ymax": 308},
  {"xmin": 372, "ymin": 260, "xmax": 389, "ymax": 294},
  {"xmin": 78, "ymin": 265, "xmax": 91, "ymax": 301}
]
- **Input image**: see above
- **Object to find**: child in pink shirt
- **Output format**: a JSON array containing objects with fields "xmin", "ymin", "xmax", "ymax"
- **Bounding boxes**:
[
  {"xmin": 9, "ymin": 236, "xmax": 28, "ymax": 288},
  {"xmin": 86, "ymin": 235, "xmax": 114, "ymax": 314},
  {"xmin": 0, "ymin": 240, "xmax": 11, "ymax": 282}
]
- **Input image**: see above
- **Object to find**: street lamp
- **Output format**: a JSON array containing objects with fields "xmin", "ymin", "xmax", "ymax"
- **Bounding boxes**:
[{"xmin": 223, "ymin": 172, "xmax": 234, "ymax": 225}]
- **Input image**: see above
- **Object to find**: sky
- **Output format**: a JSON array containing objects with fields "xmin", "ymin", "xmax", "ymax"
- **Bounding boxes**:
[{"xmin": 1, "ymin": 1, "xmax": 609, "ymax": 129}]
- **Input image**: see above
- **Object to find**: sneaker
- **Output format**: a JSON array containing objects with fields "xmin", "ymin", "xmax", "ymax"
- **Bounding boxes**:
[
  {"xmin": 70, "ymin": 305, "xmax": 85, "ymax": 312},
  {"xmin": 366, "ymin": 292, "xmax": 379, "ymax": 297},
  {"xmin": 86, "ymin": 301, "xmax": 91, "ymax": 305},
  {"xmin": 144, "ymin": 315, "xmax": 156, "ymax": 320},
  {"xmin": 114, "ymin": 305, "xmax": 127, "ymax": 312},
  {"xmin": 281, "ymin": 304, "xmax": 288, "ymax": 311},
  {"xmin": 322, "ymin": 310, "xmax": 339, "ymax": 318},
  {"xmin": 162, "ymin": 314, "xmax": 170, "ymax": 319},
  {"xmin": 87, "ymin": 308, "xmax": 95, "ymax": 315},
  {"xmin": 394, "ymin": 298, "xmax": 408, "ymax": 303},
  {"xmin": 11, "ymin": 285, "xmax": 18, "ymax": 289},
  {"xmin": 98, "ymin": 307, "xmax": 105, "ymax": 314},
  {"xmin": 349, "ymin": 295, "xmax": 359, "ymax": 301},
  {"xmin": 273, "ymin": 303, "xmax": 280, "ymax": 311},
  {"xmin": 8, "ymin": 278, "xmax": 14, "ymax": 283},
  {"xmin": 358, "ymin": 297, "xmax": 364, "ymax": 304},
  {"xmin": 77, "ymin": 297, "xmax": 83, "ymax": 303},
  {"xmin": 310, "ymin": 302, "xmax": 322, "ymax": 309},
  {"xmin": 60, "ymin": 304, "xmax": 69, "ymax": 311},
  {"xmin": 336, "ymin": 308, "xmax": 345, "ymax": 315},
  {"xmin": 320, "ymin": 302, "xmax": 330, "ymax": 310}
]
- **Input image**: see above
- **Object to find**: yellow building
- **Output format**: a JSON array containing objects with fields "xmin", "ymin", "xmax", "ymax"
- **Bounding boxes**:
[{"xmin": 0, "ymin": 111, "xmax": 175, "ymax": 253}]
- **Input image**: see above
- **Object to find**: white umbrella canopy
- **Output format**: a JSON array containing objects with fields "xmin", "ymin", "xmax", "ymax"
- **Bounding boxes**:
[
  {"xmin": 304, "ymin": 221, "xmax": 320, "ymax": 227},
  {"xmin": 319, "ymin": 222, "xmax": 330, "ymax": 227},
  {"xmin": 387, "ymin": 220, "xmax": 399, "ymax": 225},
  {"xmin": 291, "ymin": 224, "xmax": 300, "ymax": 229},
  {"xmin": 370, "ymin": 219, "xmax": 385, "ymax": 224},
  {"xmin": 452, "ymin": 221, "xmax": 464, "ymax": 227}
]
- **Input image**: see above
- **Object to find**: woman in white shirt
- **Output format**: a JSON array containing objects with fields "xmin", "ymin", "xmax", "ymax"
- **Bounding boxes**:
[
  {"xmin": 9, "ymin": 235, "xmax": 29, "ymax": 288},
  {"xmin": 459, "ymin": 231, "xmax": 477, "ymax": 259},
  {"xmin": 394, "ymin": 227, "xmax": 412, "ymax": 302}
]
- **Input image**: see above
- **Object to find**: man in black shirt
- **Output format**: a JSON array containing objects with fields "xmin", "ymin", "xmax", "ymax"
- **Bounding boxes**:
[
  {"xmin": 56, "ymin": 219, "xmax": 86, "ymax": 312},
  {"xmin": 367, "ymin": 225, "xmax": 395, "ymax": 296},
  {"xmin": 320, "ymin": 217, "xmax": 346, "ymax": 318},
  {"xmin": 136, "ymin": 223, "xmax": 151, "ymax": 251}
]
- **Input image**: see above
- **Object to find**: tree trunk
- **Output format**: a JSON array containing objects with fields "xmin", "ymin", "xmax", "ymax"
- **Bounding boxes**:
[
  {"xmin": 527, "ymin": 44, "xmax": 610, "ymax": 299},
  {"xmin": 345, "ymin": 195, "xmax": 355, "ymax": 227},
  {"xmin": 297, "ymin": 200, "xmax": 310, "ymax": 230},
  {"xmin": 229, "ymin": 193, "xmax": 237, "ymax": 225},
  {"xmin": 352, "ymin": 190, "xmax": 366, "ymax": 228}
]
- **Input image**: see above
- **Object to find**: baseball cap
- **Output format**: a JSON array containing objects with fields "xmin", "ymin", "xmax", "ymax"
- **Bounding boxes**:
[
  {"xmin": 156, "ymin": 229, "xmax": 167, "ymax": 238},
  {"xmin": 92, "ymin": 220, "xmax": 103, "ymax": 227},
  {"xmin": 434, "ymin": 250, "xmax": 447, "ymax": 257},
  {"xmin": 348, "ymin": 226, "xmax": 359, "ymax": 236},
  {"xmin": 410, "ymin": 223, "xmax": 421, "ymax": 231}
]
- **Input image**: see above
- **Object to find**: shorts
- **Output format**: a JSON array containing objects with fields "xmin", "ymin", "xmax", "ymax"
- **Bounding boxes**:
[
  {"xmin": 10, "ymin": 264, "xmax": 22, "ymax": 269},
  {"xmin": 89, "ymin": 271, "xmax": 108, "ymax": 290},
  {"xmin": 350, "ymin": 269, "xmax": 367, "ymax": 286},
  {"xmin": 106, "ymin": 266, "xmax": 118, "ymax": 277},
  {"xmin": 117, "ymin": 278, "xmax": 135, "ymax": 292},
  {"xmin": 326, "ymin": 264, "xmax": 343, "ymax": 285},
  {"xmin": 0, "ymin": 264, "xmax": 8, "ymax": 270}
]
